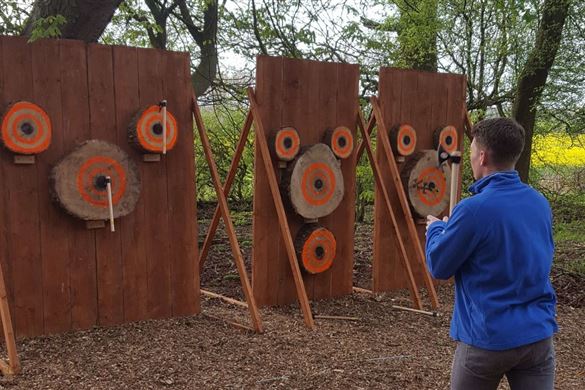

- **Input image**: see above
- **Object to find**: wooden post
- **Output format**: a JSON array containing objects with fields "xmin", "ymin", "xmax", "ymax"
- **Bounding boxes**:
[
  {"xmin": 247, "ymin": 87, "xmax": 315, "ymax": 329},
  {"xmin": 355, "ymin": 113, "xmax": 376, "ymax": 162},
  {"xmin": 199, "ymin": 111, "xmax": 253, "ymax": 270},
  {"xmin": 356, "ymin": 111, "xmax": 422, "ymax": 309},
  {"xmin": 370, "ymin": 97, "xmax": 439, "ymax": 309},
  {"xmin": 0, "ymin": 259, "xmax": 20, "ymax": 375},
  {"xmin": 192, "ymin": 94, "xmax": 263, "ymax": 334}
]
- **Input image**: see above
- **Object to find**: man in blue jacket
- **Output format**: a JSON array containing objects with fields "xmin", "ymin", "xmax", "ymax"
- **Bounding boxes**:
[{"xmin": 425, "ymin": 118, "xmax": 557, "ymax": 390}]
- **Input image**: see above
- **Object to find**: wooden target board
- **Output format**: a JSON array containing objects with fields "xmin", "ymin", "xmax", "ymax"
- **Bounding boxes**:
[
  {"xmin": 0, "ymin": 36, "xmax": 198, "ymax": 338},
  {"xmin": 373, "ymin": 68, "xmax": 465, "ymax": 292},
  {"xmin": 252, "ymin": 56, "xmax": 359, "ymax": 306}
]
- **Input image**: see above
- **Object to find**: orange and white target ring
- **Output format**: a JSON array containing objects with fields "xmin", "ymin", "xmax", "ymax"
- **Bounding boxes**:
[
  {"xmin": 133, "ymin": 105, "xmax": 178, "ymax": 153},
  {"xmin": 436, "ymin": 125, "xmax": 458, "ymax": 154},
  {"xmin": 327, "ymin": 126, "xmax": 354, "ymax": 159},
  {"xmin": 272, "ymin": 127, "xmax": 300, "ymax": 161},
  {"xmin": 1, "ymin": 101, "xmax": 52, "ymax": 154},
  {"xmin": 298, "ymin": 226, "xmax": 336, "ymax": 274},
  {"xmin": 392, "ymin": 124, "xmax": 417, "ymax": 156},
  {"xmin": 52, "ymin": 140, "xmax": 141, "ymax": 221}
]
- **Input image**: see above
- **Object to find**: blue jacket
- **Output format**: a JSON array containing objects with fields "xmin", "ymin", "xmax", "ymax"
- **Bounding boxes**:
[{"xmin": 425, "ymin": 171, "xmax": 557, "ymax": 350}]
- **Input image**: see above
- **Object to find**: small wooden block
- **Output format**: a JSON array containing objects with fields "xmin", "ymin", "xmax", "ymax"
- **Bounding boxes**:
[
  {"xmin": 143, "ymin": 153, "xmax": 161, "ymax": 162},
  {"xmin": 278, "ymin": 161, "xmax": 287, "ymax": 169},
  {"xmin": 415, "ymin": 218, "xmax": 426, "ymax": 225},
  {"xmin": 303, "ymin": 218, "xmax": 318, "ymax": 224},
  {"xmin": 396, "ymin": 156, "xmax": 405, "ymax": 163},
  {"xmin": 13, "ymin": 155, "xmax": 35, "ymax": 165},
  {"xmin": 86, "ymin": 220, "xmax": 106, "ymax": 229}
]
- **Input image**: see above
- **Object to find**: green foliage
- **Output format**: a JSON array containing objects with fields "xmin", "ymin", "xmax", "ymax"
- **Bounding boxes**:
[{"xmin": 27, "ymin": 14, "xmax": 66, "ymax": 42}]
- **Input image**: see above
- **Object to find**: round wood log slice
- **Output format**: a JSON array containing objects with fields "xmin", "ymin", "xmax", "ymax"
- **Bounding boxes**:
[
  {"xmin": 128, "ymin": 105, "xmax": 178, "ymax": 153},
  {"xmin": 323, "ymin": 126, "xmax": 354, "ymax": 159},
  {"xmin": 400, "ymin": 150, "xmax": 451, "ymax": 218},
  {"xmin": 294, "ymin": 224, "xmax": 336, "ymax": 274},
  {"xmin": 283, "ymin": 143, "xmax": 344, "ymax": 219},
  {"xmin": 1, "ymin": 101, "xmax": 52, "ymax": 155},
  {"xmin": 51, "ymin": 140, "xmax": 141, "ymax": 221},
  {"xmin": 269, "ymin": 126, "xmax": 300, "ymax": 161},
  {"xmin": 389, "ymin": 123, "xmax": 417, "ymax": 156},
  {"xmin": 433, "ymin": 125, "xmax": 458, "ymax": 154}
]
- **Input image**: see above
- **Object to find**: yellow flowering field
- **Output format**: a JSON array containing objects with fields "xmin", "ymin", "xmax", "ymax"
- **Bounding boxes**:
[{"xmin": 531, "ymin": 134, "xmax": 585, "ymax": 167}]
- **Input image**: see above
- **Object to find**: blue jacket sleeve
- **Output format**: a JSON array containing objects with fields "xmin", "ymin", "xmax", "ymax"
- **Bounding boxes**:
[{"xmin": 425, "ymin": 201, "xmax": 482, "ymax": 279}]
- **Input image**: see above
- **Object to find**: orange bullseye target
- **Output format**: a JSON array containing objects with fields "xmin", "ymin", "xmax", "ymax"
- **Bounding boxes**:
[
  {"xmin": 295, "ymin": 225, "xmax": 336, "ymax": 274},
  {"xmin": 270, "ymin": 127, "xmax": 300, "ymax": 161},
  {"xmin": 287, "ymin": 143, "xmax": 344, "ymax": 219},
  {"xmin": 401, "ymin": 150, "xmax": 451, "ymax": 217},
  {"xmin": 390, "ymin": 124, "xmax": 417, "ymax": 156},
  {"xmin": 129, "ymin": 105, "xmax": 178, "ymax": 153},
  {"xmin": 324, "ymin": 126, "xmax": 354, "ymax": 159},
  {"xmin": 51, "ymin": 140, "xmax": 141, "ymax": 221},
  {"xmin": 434, "ymin": 125, "xmax": 458, "ymax": 154},
  {"xmin": 1, "ymin": 101, "xmax": 52, "ymax": 154}
]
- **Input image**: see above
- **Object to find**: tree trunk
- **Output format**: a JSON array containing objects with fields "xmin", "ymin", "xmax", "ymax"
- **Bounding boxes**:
[
  {"xmin": 512, "ymin": 0, "xmax": 570, "ymax": 182},
  {"xmin": 21, "ymin": 0, "xmax": 122, "ymax": 42}
]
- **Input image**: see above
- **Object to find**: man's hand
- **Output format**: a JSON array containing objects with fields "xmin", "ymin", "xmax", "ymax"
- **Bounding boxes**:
[{"xmin": 426, "ymin": 215, "xmax": 449, "ymax": 232}]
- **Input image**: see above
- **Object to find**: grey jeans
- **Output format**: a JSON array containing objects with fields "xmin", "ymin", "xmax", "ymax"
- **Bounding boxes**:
[{"xmin": 451, "ymin": 337, "xmax": 555, "ymax": 390}]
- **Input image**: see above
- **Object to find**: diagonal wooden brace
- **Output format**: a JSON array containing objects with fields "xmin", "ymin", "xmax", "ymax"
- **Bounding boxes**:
[
  {"xmin": 370, "ymin": 96, "xmax": 439, "ymax": 309},
  {"xmin": 247, "ymin": 87, "xmax": 315, "ymax": 329},
  {"xmin": 192, "ymin": 94, "xmax": 263, "ymax": 333},
  {"xmin": 198, "ymin": 111, "xmax": 253, "ymax": 271},
  {"xmin": 0, "ymin": 259, "xmax": 19, "ymax": 375},
  {"xmin": 356, "ymin": 110, "xmax": 422, "ymax": 309}
]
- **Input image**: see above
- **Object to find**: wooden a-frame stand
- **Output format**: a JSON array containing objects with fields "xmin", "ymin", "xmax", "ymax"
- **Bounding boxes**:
[
  {"xmin": 353, "ymin": 96, "xmax": 440, "ymax": 310},
  {"xmin": 0, "ymin": 260, "xmax": 20, "ymax": 375},
  {"xmin": 198, "ymin": 88, "xmax": 315, "ymax": 329},
  {"xmin": 192, "ymin": 93, "xmax": 263, "ymax": 333}
]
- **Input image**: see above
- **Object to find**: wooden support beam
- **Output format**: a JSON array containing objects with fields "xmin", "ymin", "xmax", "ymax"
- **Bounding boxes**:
[
  {"xmin": 199, "ymin": 111, "xmax": 253, "ymax": 270},
  {"xmin": 201, "ymin": 289, "xmax": 249, "ymax": 309},
  {"xmin": 356, "ymin": 110, "xmax": 422, "ymax": 309},
  {"xmin": 370, "ymin": 97, "xmax": 439, "ymax": 309},
  {"xmin": 247, "ymin": 87, "xmax": 315, "ymax": 329},
  {"xmin": 0, "ymin": 260, "xmax": 19, "ymax": 375},
  {"xmin": 192, "ymin": 95, "xmax": 263, "ymax": 334},
  {"xmin": 355, "ymin": 113, "xmax": 376, "ymax": 162},
  {"xmin": 352, "ymin": 286, "xmax": 373, "ymax": 295},
  {"xmin": 392, "ymin": 305, "xmax": 439, "ymax": 317}
]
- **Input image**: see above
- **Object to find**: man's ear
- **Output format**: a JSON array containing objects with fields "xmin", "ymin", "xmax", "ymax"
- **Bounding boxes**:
[{"xmin": 479, "ymin": 149, "xmax": 488, "ymax": 166}]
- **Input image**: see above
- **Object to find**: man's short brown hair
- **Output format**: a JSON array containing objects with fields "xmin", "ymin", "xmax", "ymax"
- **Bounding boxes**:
[{"xmin": 472, "ymin": 118, "xmax": 525, "ymax": 166}]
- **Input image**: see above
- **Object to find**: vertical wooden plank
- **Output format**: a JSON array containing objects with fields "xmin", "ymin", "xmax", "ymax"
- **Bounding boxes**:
[
  {"xmin": 252, "ymin": 56, "xmax": 283, "ymax": 306},
  {"xmin": 30, "ymin": 38, "xmax": 72, "ymax": 334},
  {"xmin": 1, "ymin": 36, "xmax": 44, "ymax": 337},
  {"xmin": 60, "ymin": 39, "xmax": 98, "ymax": 330},
  {"xmin": 112, "ymin": 45, "xmax": 148, "ymax": 322},
  {"xmin": 278, "ymin": 58, "xmax": 312, "ymax": 305},
  {"xmin": 164, "ymin": 51, "xmax": 199, "ymax": 316},
  {"xmin": 87, "ymin": 43, "xmax": 124, "ymax": 326},
  {"xmin": 374, "ymin": 68, "xmax": 404, "ymax": 292},
  {"xmin": 0, "ymin": 37, "xmax": 15, "ymax": 337},
  {"xmin": 137, "ymin": 48, "xmax": 171, "ymax": 318},
  {"xmin": 311, "ymin": 60, "xmax": 338, "ymax": 300},
  {"xmin": 327, "ymin": 62, "xmax": 358, "ymax": 297}
]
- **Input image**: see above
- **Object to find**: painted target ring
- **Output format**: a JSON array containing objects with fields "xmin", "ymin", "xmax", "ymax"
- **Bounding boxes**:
[
  {"xmin": 433, "ymin": 125, "xmax": 458, "ymax": 154},
  {"xmin": 294, "ymin": 224, "xmax": 336, "ymax": 274},
  {"xmin": 401, "ymin": 150, "xmax": 451, "ymax": 217},
  {"xmin": 324, "ymin": 126, "xmax": 354, "ymax": 159},
  {"xmin": 1, "ymin": 101, "xmax": 52, "ymax": 154},
  {"xmin": 269, "ymin": 127, "xmax": 300, "ymax": 161},
  {"xmin": 128, "ymin": 105, "xmax": 178, "ymax": 153},
  {"xmin": 285, "ymin": 143, "xmax": 344, "ymax": 219},
  {"xmin": 51, "ymin": 140, "xmax": 141, "ymax": 221},
  {"xmin": 390, "ymin": 124, "xmax": 417, "ymax": 156}
]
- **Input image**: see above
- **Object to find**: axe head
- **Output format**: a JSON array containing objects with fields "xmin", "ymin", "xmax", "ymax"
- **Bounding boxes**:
[{"xmin": 437, "ymin": 144, "xmax": 450, "ymax": 167}]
